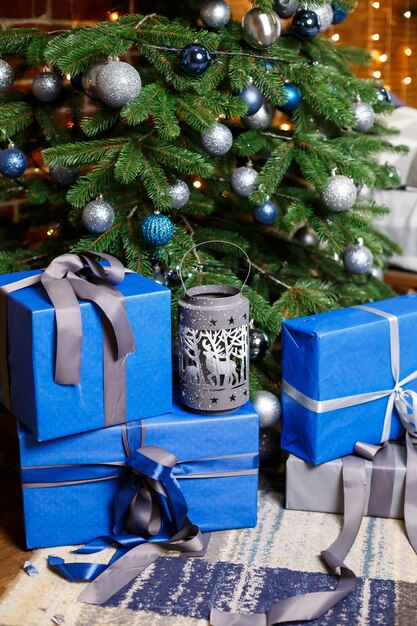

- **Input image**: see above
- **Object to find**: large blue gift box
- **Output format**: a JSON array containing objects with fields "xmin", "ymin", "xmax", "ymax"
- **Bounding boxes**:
[
  {"xmin": 281, "ymin": 295, "xmax": 417, "ymax": 465},
  {"xmin": 19, "ymin": 399, "xmax": 259, "ymax": 548},
  {"xmin": 0, "ymin": 268, "xmax": 172, "ymax": 441}
]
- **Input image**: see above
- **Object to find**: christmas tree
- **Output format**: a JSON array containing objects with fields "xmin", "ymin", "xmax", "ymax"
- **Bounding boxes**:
[{"xmin": 0, "ymin": 0, "xmax": 406, "ymax": 395}]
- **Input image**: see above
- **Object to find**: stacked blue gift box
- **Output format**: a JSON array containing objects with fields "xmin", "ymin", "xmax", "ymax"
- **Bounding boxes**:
[
  {"xmin": 0, "ymin": 261, "xmax": 259, "ymax": 550},
  {"xmin": 281, "ymin": 294, "xmax": 417, "ymax": 517}
]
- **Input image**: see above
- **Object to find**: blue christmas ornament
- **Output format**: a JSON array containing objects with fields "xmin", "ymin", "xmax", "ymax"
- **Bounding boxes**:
[
  {"xmin": 180, "ymin": 44, "xmax": 212, "ymax": 77},
  {"xmin": 292, "ymin": 9, "xmax": 320, "ymax": 38},
  {"xmin": 276, "ymin": 83, "xmax": 302, "ymax": 113},
  {"xmin": 236, "ymin": 84, "xmax": 264, "ymax": 116},
  {"xmin": 376, "ymin": 87, "xmax": 392, "ymax": 104},
  {"xmin": 253, "ymin": 199, "xmax": 278, "ymax": 225},
  {"xmin": 70, "ymin": 73, "xmax": 84, "ymax": 92},
  {"xmin": 141, "ymin": 212, "xmax": 174, "ymax": 246},
  {"xmin": 0, "ymin": 147, "xmax": 27, "ymax": 178},
  {"xmin": 331, "ymin": 3, "xmax": 349, "ymax": 24}
]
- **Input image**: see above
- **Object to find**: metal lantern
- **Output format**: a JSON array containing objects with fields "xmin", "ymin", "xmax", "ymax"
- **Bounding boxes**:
[{"xmin": 178, "ymin": 241, "xmax": 250, "ymax": 412}]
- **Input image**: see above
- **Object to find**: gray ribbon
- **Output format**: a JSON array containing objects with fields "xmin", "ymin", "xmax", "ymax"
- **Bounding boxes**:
[
  {"xmin": 0, "ymin": 251, "xmax": 135, "ymax": 426},
  {"xmin": 282, "ymin": 304, "xmax": 417, "ymax": 442}
]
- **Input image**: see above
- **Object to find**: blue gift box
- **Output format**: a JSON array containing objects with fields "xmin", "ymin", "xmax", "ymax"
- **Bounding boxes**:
[
  {"xmin": 0, "ymin": 269, "xmax": 172, "ymax": 441},
  {"xmin": 281, "ymin": 295, "xmax": 417, "ymax": 465},
  {"xmin": 19, "ymin": 399, "xmax": 259, "ymax": 548}
]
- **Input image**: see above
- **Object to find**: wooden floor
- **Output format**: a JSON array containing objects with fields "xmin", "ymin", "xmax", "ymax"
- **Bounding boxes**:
[{"xmin": 0, "ymin": 414, "xmax": 32, "ymax": 598}]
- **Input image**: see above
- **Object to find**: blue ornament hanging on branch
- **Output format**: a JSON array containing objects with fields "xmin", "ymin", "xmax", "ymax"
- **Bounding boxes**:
[
  {"xmin": 292, "ymin": 9, "xmax": 320, "ymax": 38},
  {"xmin": 376, "ymin": 87, "xmax": 392, "ymax": 104},
  {"xmin": 141, "ymin": 212, "xmax": 174, "ymax": 247},
  {"xmin": 276, "ymin": 83, "xmax": 302, "ymax": 113},
  {"xmin": 331, "ymin": 3, "xmax": 349, "ymax": 24},
  {"xmin": 0, "ymin": 143, "xmax": 27, "ymax": 178},
  {"xmin": 180, "ymin": 44, "xmax": 212, "ymax": 76},
  {"xmin": 236, "ymin": 83, "xmax": 264, "ymax": 116},
  {"xmin": 253, "ymin": 199, "xmax": 279, "ymax": 225}
]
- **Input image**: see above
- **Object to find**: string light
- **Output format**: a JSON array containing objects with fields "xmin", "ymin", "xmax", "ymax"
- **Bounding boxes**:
[
  {"xmin": 372, "ymin": 1, "xmax": 380, "ymax": 7},
  {"xmin": 373, "ymin": 70, "xmax": 382, "ymax": 78},
  {"xmin": 404, "ymin": 47, "xmax": 413, "ymax": 56},
  {"xmin": 47, "ymin": 228, "xmax": 55, "ymax": 236},
  {"xmin": 107, "ymin": 10, "xmax": 120, "ymax": 22},
  {"xmin": 371, "ymin": 33, "xmax": 380, "ymax": 41},
  {"xmin": 379, "ymin": 53, "xmax": 388, "ymax": 62},
  {"xmin": 193, "ymin": 179, "xmax": 202, "ymax": 189},
  {"xmin": 331, "ymin": 33, "xmax": 340, "ymax": 41},
  {"xmin": 404, "ymin": 10, "xmax": 411, "ymax": 18},
  {"xmin": 280, "ymin": 123, "xmax": 292, "ymax": 131},
  {"xmin": 402, "ymin": 76, "xmax": 412, "ymax": 85}
]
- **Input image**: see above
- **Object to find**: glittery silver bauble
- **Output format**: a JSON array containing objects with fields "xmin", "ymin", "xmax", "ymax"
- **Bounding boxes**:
[
  {"xmin": 352, "ymin": 101, "xmax": 375, "ymax": 132},
  {"xmin": 241, "ymin": 8, "xmax": 281, "ymax": 49},
  {"xmin": 274, "ymin": 0, "xmax": 299, "ymax": 18},
  {"xmin": 32, "ymin": 71, "xmax": 62, "ymax": 103},
  {"xmin": 50, "ymin": 165, "xmax": 77, "ymax": 186},
  {"xmin": 153, "ymin": 271, "xmax": 168, "ymax": 286},
  {"xmin": 81, "ymin": 198, "xmax": 115, "ymax": 233},
  {"xmin": 201, "ymin": 122, "xmax": 233, "ymax": 156},
  {"xmin": 295, "ymin": 226, "xmax": 319, "ymax": 246},
  {"xmin": 168, "ymin": 179, "xmax": 190, "ymax": 209},
  {"xmin": 321, "ymin": 174, "xmax": 357, "ymax": 212},
  {"xmin": 82, "ymin": 61, "xmax": 108, "ymax": 98},
  {"xmin": 249, "ymin": 328, "xmax": 270, "ymax": 361},
  {"xmin": 253, "ymin": 390, "xmax": 281, "ymax": 429},
  {"xmin": 96, "ymin": 61, "xmax": 142, "ymax": 107},
  {"xmin": 0, "ymin": 60, "xmax": 14, "ymax": 92},
  {"xmin": 243, "ymin": 101, "xmax": 275, "ymax": 130},
  {"xmin": 310, "ymin": 3, "xmax": 333, "ymax": 31},
  {"xmin": 230, "ymin": 166, "xmax": 258, "ymax": 197},
  {"xmin": 200, "ymin": 0, "xmax": 231, "ymax": 28},
  {"xmin": 343, "ymin": 243, "xmax": 373, "ymax": 274},
  {"xmin": 371, "ymin": 266, "xmax": 384, "ymax": 280},
  {"xmin": 259, "ymin": 428, "xmax": 280, "ymax": 466}
]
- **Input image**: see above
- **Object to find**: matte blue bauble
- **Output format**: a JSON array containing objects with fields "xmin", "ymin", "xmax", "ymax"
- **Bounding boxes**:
[
  {"xmin": 276, "ymin": 83, "xmax": 302, "ymax": 113},
  {"xmin": 253, "ymin": 200, "xmax": 278, "ymax": 225},
  {"xmin": 292, "ymin": 9, "xmax": 320, "ymax": 38},
  {"xmin": 180, "ymin": 44, "xmax": 212, "ymax": 76},
  {"xmin": 331, "ymin": 4, "xmax": 348, "ymax": 24},
  {"xmin": 0, "ymin": 148, "xmax": 27, "ymax": 178},
  {"xmin": 141, "ymin": 213, "xmax": 174, "ymax": 246},
  {"xmin": 237, "ymin": 84, "xmax": 264, "ymax": 116},
  {"xmin": 376, "ymin": 87, "xmax": 392, "ymax": 104}
]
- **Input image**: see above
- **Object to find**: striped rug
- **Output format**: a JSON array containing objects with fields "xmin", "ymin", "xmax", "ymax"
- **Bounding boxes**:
[{"xmin": 1, "ymin": 479, "xmax": 416, "ymax": 626}]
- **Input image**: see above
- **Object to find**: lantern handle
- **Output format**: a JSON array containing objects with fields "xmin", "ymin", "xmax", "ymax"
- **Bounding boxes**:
[{"xmin": 178, "ymin": 240, "xmax": 252, "ymax": 293}]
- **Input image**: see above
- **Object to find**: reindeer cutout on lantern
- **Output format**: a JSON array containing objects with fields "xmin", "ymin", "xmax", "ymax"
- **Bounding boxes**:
[{"xmin": 202, "ymin": 338, "xmax": 238, "ymax": 386}]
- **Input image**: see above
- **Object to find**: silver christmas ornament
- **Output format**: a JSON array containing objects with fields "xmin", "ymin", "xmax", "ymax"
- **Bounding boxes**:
[
  {"xmin": 81, "ymin": 197, "xmax": 115, "ymax": 234},
  {"xmin": 168, "ymin": 179, "xmax": 190, "ymax": 209},
  {"xmin": 309, "ymin": 3, "xmax": 333, "ymax": 32},
  {"xmin": 352, "ymin": 101, "xmax": 375, "ymax": 132},
  {"xmin": 321, "ymin": 174, "xmax": 357, "ymax": 212},
  {"xmin": 241, "ymin": 8, "xmax": 281, "ymax": 49},
  {"xmin": 178, "ymin": 241, "xmax": 250, "ymax": 413},
  {"xmin": 371, "ymin": 266, "xmax": 384, "ymax": 280},
  {"xmin": 201, "ymin": 122, "xmax": 233, "ymax": 156},
  {"xmin": 230, "ymin": 165, "xmax": 258, "ymax": 197},
  {"xmin": 96, "ymin": 60, "xmax": 142, "ymax": 107},
  {"xmin": 0, "ymin": 60, "xmax": 14, "ymax": 92},
  {"xmin": 82, "ymin": 61, "xmax": 108, "ymax": 98},
  {"xmin": 249, "ymin": 328, "xmax": 270, "ymax": 361},
  {"xmin": 200, "ymin": 0, "xmax": 231, "ymax": 28},
  {"xmin": 243, "ymin": 101, "xmax": 275, "ymax": 130},
  {"xmin": 343, "ymin": 242, "xmax": 373, "ymax": 274},
  {"xmin": 252, "ymin": 390, "xmax": 281, "ymax": 428},
  {"xmin": 295, "ymin": 226, "xmax": 319, "ymax": 246},
  {"xmin": 50, "ymin": 165, "xmax": 76, "ymax": 186},
  {"xmin": 274, "ymin": 0, "xmax": 299, "ymax": 19},
  {"xmin": 153, "ymin": 271, "xmax": 168, "ymax": 286},
  {"xmin": 32, "ymin": 70, "xmax": 62, "ymax": 103},
  {"xmin": 259, "ymin": 428, "xmax": 280, "ymax": 466}
]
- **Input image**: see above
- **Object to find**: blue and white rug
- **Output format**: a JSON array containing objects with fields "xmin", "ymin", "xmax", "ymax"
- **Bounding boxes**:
[{"xmin": 1, "ymin": 485, "xmax": 416, "ymax": 626}]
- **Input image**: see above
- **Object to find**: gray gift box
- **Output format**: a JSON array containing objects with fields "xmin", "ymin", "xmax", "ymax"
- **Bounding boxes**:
[{"xmin": 285, "ymin": 443, "xmax": 406, "ymax": 519}]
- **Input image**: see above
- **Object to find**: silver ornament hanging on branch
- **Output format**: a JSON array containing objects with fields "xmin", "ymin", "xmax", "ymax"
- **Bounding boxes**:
[
  {"xmin": 0, "ymin": 60, "xmax": 14, "ymax": 92},
  {"xmin": 253, "ymin": 390, "xmax": 281, "ymax": 428},
  {"xmin": 249, "ymin": 328, "xmax": 270, "ymax": 361},
  {"xmin": 241, "ymin": 8, "xmax": 281, "ymax": 49},
  {"xmin": 50, "ymin": 165, "xmax": 77, "ymax": 186},
  {"xmin": 201, "ymin": 121, "xmax": 233, "ymax": 156},
  {"xmin": 343, "ymin": 240, "xmax": 373, "ymax": 274},
  {"xmin": 168, "ymin": 179, "xmax": 190, "ymax": 209},
  {"xmin": 352, "ymin": 101, "xmax": 375, "ymax": 132},
  {"xmin": 310, "ymin": 3, "xmax": 333, "ymax": 32},
  {"xmin": 243, "ymin": 101, "xmax": 275, "ymax": 130},
  {"xmin": 321, "ymin": 173, "xmax": 357, "ymax": 212},
  {"xmin": 96, "ymin": 59, "xmax": 142, "ymax": 107},
  {"xmin": 274, "ymin": 0, "xmax": 299, "ymax": 18},
  {"xmin": 200, "ymin": 0, "xmax": 231, "ymax": 28},
  {"xmin": 82, "ymin": 60, "xmax": 108, "ymax": 99},
  {"xmin": 178, "ymin": 241, "xmax": 251, "ymax": 413},
  {"xmin": 32, "ymin": 69, "xmax": 62, "ymax": 103},
  {"xmin": 230, "ymin": 164, "xmax": 258, "ymax": 197},
  {"xmin": 81, "ymin": 196, "xmax": 115, "ymax": 234},
  {"xmin": 294, "ymin": 226, "xmax": 319, "ymax": 246}
]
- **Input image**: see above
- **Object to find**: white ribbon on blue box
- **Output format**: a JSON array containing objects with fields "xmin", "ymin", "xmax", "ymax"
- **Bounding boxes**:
[{"xmin": 281, "ymin": 294, "xmax": 417, "ymax": 465}]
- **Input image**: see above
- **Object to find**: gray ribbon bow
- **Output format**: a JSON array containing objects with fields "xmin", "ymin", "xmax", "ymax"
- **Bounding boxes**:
[{"xmin": 0, "ymin": 251, "xmax": 135, "ymax": 426}]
